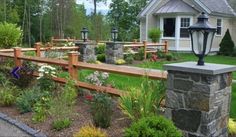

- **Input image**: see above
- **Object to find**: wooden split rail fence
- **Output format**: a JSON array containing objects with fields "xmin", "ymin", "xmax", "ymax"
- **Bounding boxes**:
[{"xmin": 0, "ymin": 45, "xmax": 167, "ymax": 96}]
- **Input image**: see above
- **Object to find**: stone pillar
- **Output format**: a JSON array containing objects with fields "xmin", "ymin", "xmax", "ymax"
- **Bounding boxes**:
[
  {"xmin": 164, "ymin": 62, "xmax": 236, "ymax": 137},
  {"xmin": 75, "ymin": 42, "xmax": 96, "ymax": 62},
  {"xmin": 105, "ymin": 42, "xmax": 123, "ymax": 64}
]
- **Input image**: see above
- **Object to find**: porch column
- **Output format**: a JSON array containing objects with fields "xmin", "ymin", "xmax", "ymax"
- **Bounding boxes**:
[
  {"xmin": 164, "ymin": 62, "xmax": 236, "ymax": 137},
  {"xmin": 175, "ymin": 16, "xmax": 180, "ymax": 51}
]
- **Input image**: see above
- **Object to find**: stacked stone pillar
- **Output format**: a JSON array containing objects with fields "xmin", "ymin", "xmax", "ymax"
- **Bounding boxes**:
[
  {"xmin": 105, "ymin": 42, "xmax": 123, "ymax": 64},
  {"xmin": 164, "ymin": 62, "xmax": 236, "ymax": 137},
  {"xmin": 75, "ymin": 42, "xmax": 96, "ymax": 62}
]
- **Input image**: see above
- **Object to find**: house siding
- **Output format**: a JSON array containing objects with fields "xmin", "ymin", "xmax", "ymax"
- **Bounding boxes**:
[{"xmin": 140, "ymin": 18, "xmax": 146, "ymax": 42}]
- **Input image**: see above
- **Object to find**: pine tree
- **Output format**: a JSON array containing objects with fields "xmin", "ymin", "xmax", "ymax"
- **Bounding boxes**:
[{"xmin": 219, "ymin": 29, "xmax": 235, "ymax": 56}]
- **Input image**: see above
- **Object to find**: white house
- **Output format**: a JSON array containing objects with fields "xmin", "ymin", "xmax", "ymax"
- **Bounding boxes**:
[{"xmin": 138, "ymin": 0, "xmax": 236, "ymax": 52}]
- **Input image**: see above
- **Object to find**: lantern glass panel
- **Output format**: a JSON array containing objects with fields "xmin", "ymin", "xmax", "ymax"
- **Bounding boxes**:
[
  {"xmin": 192, "ymin": 31, "xmax": 204, "ymax": 55},
  {"xmin": 84, "ymin": 32, "xmax": 88, "ymax": 40},
  {"xmin": 205, "ymin": 31, "xmax": 214, "ymax": 55}
]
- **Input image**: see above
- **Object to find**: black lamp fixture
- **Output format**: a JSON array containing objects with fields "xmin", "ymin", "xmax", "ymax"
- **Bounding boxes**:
[
  {"xmin": 111, "ymin": 27, "xmax": 118, "ymax": 42},
  {"xmin": 81, "ymin": 27, "xmax": 88, "ymax": 42},
  {"xmin": 188, "ymin": 12, "xmax": 216, "ymax": 66}
]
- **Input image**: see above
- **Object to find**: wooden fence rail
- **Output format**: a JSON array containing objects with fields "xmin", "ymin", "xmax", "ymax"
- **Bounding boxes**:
[{"xmin": 0, "ymin": 47, "xmax": 167, "ymax": 96}]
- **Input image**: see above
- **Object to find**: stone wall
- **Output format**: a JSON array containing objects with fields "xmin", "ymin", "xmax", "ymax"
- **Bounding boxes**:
[
  {"xmin": 105, "ymin": 42, "xmax": 123, "ymax": 64},
  {"xmin": 165, "ymin": 70, "xmax": 232, "ymax": 137}
]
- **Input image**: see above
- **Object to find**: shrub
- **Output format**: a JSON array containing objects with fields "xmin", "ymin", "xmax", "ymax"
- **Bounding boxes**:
[
  {"xmin": 89, "ymin": 93, "xmax": 113, "ymax": 128},
  {"xmin": 156, "ymin": 50, "xmax": 166, "ymax": 59},
  {"xmin": 228, "ymin": 118, "xmax": 236, "ymax": 136},
  {"xmin": 124, "ymin": 116, "xmax": 182, "ymax": 137},
  {"xmin": 32, "ymin": 101, "xmax": 49, "ymax": 123},
  {"xmin": 16, "ymin": 88, "xmax": 43, "ymax": 113},
  {"xmin": 0, "ymin": 22, "xmax": 22, "ymax": 49},
  {"xmin": 97, "ymin": 54, "xmax": 106, "ymax": 62},
  {"xmin": 52, "ymin": 118, "xmax": 72, "ymax": 131},
  {"xmin": 115, "ymin": 59, "xmax": 126, "ymax": 65},
  {"xmin": 219, "ymin": 29, "xmax": 235, "ymax": 56},
  {"xmin": 119, "ymin": 78, "xmax": 165, "ymax": 121},
  {"xmin": 134, "ymin": 48, "xmax": 144, "ymax": 61},
  {"xmin": 148, "ymin": 28, "xmax": 162, "ymax": 43},
  {"xmin": 11, "ymin": 61, "xmax": 37, "ymax": 89},
  {"xmin": 86, "ymin": 71, "xmax": 109, "ymax": 86},
  {"xmin": 232, "ymin": 47, "xmax": 236, "ymax": 57},
  {"xmin": 37, "ymin": 65, "xmax": 57, "ymax": 91},
  {"xmin": 73, "ymin": 125, "xmax": 108, "ymax": 137},
  {"xmin": 166, "ymin": 53, "xmax": 173, "ymax": 61},
  {"xmin": 95, "ymin": 44, "xmax": 105, "ymax": 54}
]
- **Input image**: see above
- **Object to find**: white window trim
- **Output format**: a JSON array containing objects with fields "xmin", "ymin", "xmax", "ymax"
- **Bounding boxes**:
[
  {"xmin": 216, "ymin": 18, "xmax": 223, "ymax": 37},
  {"xmin": 179, "ymin": 16, "xmax": 193, "ymax": 40},
  {"xmin": 160, "ymin": 17, "xmax": 177, "ymax": 39}
]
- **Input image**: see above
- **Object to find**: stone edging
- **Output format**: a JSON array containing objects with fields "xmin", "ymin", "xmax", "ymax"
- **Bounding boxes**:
[{"xmin": 0, "ymin": 112, "xmax": 47, "ymax": 137}]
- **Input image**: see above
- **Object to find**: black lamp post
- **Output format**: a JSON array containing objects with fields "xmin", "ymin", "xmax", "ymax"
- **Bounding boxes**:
[
  {"xmin": 81, "ymin": 27, "xmax": 88, "ymax": 42},
  {"xmin": 111, "ymin": 27, "xmax": 118, "ymax": 42},
  {"xmin": 188, "ymin": 12, "xmax": 216, "ymax": 65}
]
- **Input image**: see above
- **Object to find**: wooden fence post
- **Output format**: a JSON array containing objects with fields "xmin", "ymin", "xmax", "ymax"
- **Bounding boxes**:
[
  {"xmin": 68, "ymin": 52, "xmax": 79, "ymax": 80},
  {"xmin": 164, "ymin": 41, "xmax": 168, "ymax": 53},
  {"xmin": 143, "ymin": 41, "xmax": 147, "ymax": 59},
  {"xmin": 35, "ymin": 43, "xmax": 41, "ymax": 57},
  {"xmin": 14, "ymin": 47, "xmax": 22, "ymax": 67}
]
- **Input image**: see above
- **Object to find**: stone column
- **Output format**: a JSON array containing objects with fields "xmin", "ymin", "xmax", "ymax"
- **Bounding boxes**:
[
  {"xmin": 164, "ymin": 62, "xmax": 236, "ymax": 137},
  {"xmin": 75, "ymin": 42, "xmax": 96, "ymax": 62},
  {"xmin": 105, "ymin": 42, "xmax": 123, "ymax": 64}
]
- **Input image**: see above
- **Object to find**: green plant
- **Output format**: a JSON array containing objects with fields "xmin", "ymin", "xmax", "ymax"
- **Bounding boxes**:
[
  {"xmin": 32, "ymin": 101, "xmax": 48, "ymax": 123},
  {"xmin": 219, "ymin": 29, "xmax": 235, "ymax": 56},
  {"xmin": 165, "ymin": 53, "xmax": 173, "ymax": 61},
  {"xmin": 89, "ymin": 93, "xmax": 113, "ymax": 128},
  {"xmin": 11, "ymin": 61, "xmax": 37, "ymax": 89},
  {"xmin": 229, "ymin": 118, "xmax": 236, "ymax": 136},
  {"xmin": 95, "ymin": 44, "xmax": 105, "ymax": 54},
  {"xmin": 37, "ymin": 65, "xmax": 57, "ymax": 91},
  {"xmin": 124, "ymin": 116, "xmax": 182, "ymax": 137},
  {"xmin": 232, "ymin": 47, "xmax": 236, "ymax": 57},
  {"xmin": 52, "ymin": 118, "xmax": 72, "ymax": 131},
  {"xmin": 156, "ymin": 50, "xmax": 166, "ymax": 59},
  {"xmin": 16, "ymin": 88, "xmax": 43, "ymax": 113},
  {"xmin": 148, "ymin": 28, "xmax": 162, "ymax": 43},
  {"xmin": 0, "ymin": 22, "xmax": 22, "ymax": 49},
  {"xmin": 134, "ymin": 47, "xmax": 144, "ymax": 61},
  {"xmin": 73, "ymin": 125, "xmax": 108, "ymax": 137},
  {"xmin": 62, "ymin": 78, "xmax": 78, "ymax": 106},
  {"xmin": 97, "ymin": 54, "xmax": 106, "ymax": 62},
  {"xmin": 0, "ymin": 87, "xmax": 15, "ymax": 106},
  {"xmin": 86, "ymin": 71, "xmax": 109, "ymax": 86},
  {"xmin": 119, "ymin": 78, "xmax": 165, "ymax": 121}
]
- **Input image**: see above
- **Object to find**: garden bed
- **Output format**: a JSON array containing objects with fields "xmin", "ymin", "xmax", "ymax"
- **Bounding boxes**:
[{"xmin": 0, "ymin": 96, "xmax": 130, "ymax": 137}]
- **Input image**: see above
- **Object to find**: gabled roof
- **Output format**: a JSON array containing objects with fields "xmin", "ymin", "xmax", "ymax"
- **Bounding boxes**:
[
  {"xmin": 138, "ymin": 0, "xmax": 236, "ymax": 18},
  {"xmin": 155, "ymin": 0, "xmax": 198, "ymax": 14},
  {"xmin": 198, "ymin": 0, "xmax": 236, "ymax": 16}
]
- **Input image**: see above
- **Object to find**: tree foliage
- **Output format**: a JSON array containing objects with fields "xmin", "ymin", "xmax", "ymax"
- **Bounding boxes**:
[{"xmin": 219, "ymin": 29, "xmax": 235, "ymax": 56}]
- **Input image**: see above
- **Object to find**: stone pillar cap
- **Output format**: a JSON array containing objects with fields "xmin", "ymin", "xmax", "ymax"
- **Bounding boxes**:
[{"xmin": 164, "ymin": 62, "xmax": 236, "ymax": 75}]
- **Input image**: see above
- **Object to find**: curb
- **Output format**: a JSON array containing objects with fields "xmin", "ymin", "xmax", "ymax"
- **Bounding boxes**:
[{"xmin": 0, "ymin": 112, "xmax": 47, "ymax": 137}]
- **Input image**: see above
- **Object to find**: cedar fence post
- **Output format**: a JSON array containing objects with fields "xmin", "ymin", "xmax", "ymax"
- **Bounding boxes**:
[
  {"xmin": 14, "ymin": 47, "xmax": 22, "ymax": 67},
  {"xmin": 35, "ymin": 43, "xmax": 41, "ymax": 57},
  {"xmin": 68, "ymin": 52, "xmax": 79, "ymax": 80},
  {"xmin": 164, "ymin": 41, "xmax": 168, "ymax": 53},
  {"xmin": 143, "ymin": 40, "xmax": 147, "ymax": 59}
]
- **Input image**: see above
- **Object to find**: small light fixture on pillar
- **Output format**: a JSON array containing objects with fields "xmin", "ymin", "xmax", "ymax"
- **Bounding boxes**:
[
  {"xmin": 81, "ymin": 27, "xmax": 88, "ymax": 42},
  {"xmin": 188, "ymin": 12, "xmax": 216, "ymax": 65},
  {"xmin": 111, "ymin": 27, "xmax": 118, "ymax": 42}
]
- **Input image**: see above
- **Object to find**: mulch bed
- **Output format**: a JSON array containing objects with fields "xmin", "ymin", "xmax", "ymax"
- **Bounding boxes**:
[{"xmin": 0, "ymin": 96, "xmax": 131, "ymax": 137}]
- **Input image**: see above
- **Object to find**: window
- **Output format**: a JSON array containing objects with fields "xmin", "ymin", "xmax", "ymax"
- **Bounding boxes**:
[
  {"xmin": 163, "ymin": 18, "xmax": 176, "ymax": 37},
  {"xmin": 216, "ymin": 19, "xmax": 222, "ymax": 35},
  {"xmin": 180, "ymin": 18, "xmax": 190, "ymax": 38}
]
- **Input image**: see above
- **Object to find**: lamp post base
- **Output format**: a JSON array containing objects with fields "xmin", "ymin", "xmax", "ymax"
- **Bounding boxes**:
[{"xmin": 197, "ymin": 57, "xmax": 204, "ymax": 66}]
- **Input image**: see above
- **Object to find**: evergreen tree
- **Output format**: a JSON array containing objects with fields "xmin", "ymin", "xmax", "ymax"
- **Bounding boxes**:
[{"xmin": 219, "ymin": 29, "xmax": 235, "ymax": 56}]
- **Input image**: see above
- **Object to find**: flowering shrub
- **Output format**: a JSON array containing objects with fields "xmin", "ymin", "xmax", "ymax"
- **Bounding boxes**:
[
  {"xmin": 74, "ymin": 125, "xmax": 108, "ymax": 137},
  {"xmin": 85, "ymin": 71, "xmax": 109, "ymax": 86},
  {"xmin": 37, "ymin": 65, "xmax": 57, "ymax": 91},
  {"xmin": 64, "ymin": 42, "xmax": 75, "ymax": 47},
  {"xmin": 150, "ymin": 54, "xmax": 158, "ymax": 62}
]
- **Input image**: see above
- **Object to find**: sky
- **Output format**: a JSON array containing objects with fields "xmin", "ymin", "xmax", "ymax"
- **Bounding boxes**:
[{"xmin": 76, "ymin": 0, "xmax": 112, "ymax": 15}]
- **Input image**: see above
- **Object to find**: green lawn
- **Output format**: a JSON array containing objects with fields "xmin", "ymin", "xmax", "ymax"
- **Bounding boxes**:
[{"xmin": 58, "ymin": 53, "xmax": 236, "ymax": 118}]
